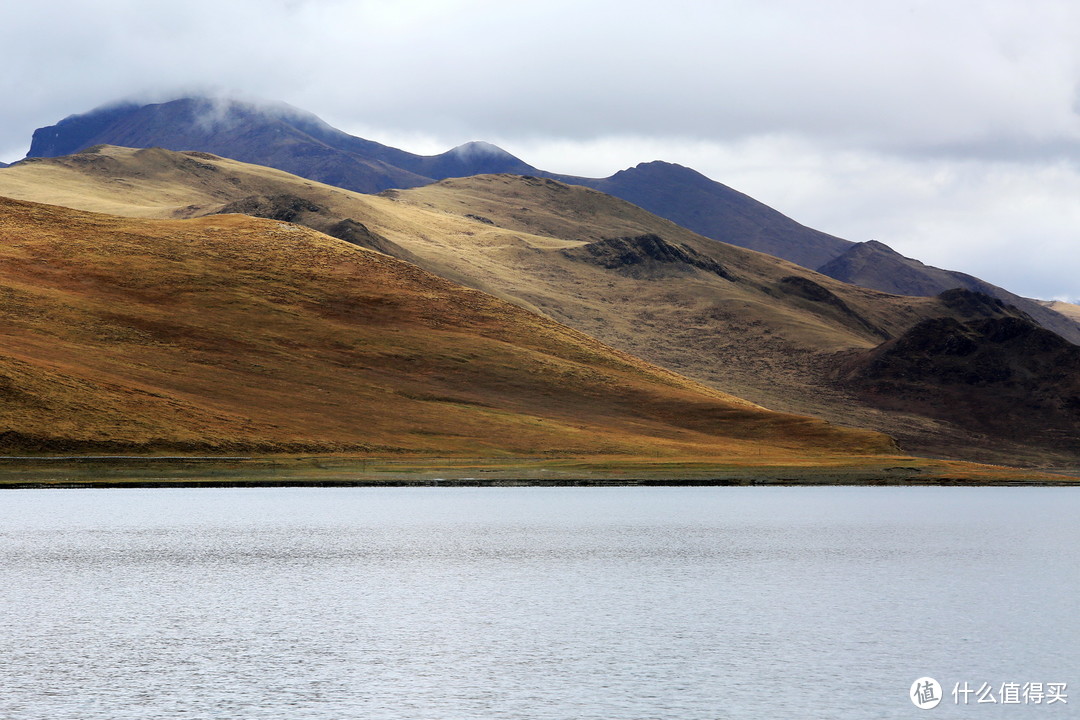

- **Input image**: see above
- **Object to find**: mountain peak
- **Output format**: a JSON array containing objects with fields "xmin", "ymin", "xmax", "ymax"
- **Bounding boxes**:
[
  {"xmin": 27, "ymin": 95, "xmax": 328, "ymax": 158},
  {"xmin": 609, "ymin": 160, "xmax": 706, "ymax": 182},
  {"xmin": 448, "ymin": 141, "xmax": 513, "ymax": 158}
]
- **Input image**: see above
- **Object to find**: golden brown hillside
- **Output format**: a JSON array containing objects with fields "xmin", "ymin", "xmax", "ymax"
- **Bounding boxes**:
[
  {"xmin": 0, "ymin": 195, "xmax": 894, "ymax": 457},
  {"xmin": 0, "ymin": 147, "xmax": 933, "ymax": 400},
  {"xmin": 1042, "ymin": 299, "xmax": 1080, "ymax": 324},
  {"xmin": 2, "ymin": 146, "xmax": 1074, "ymax": 466}
]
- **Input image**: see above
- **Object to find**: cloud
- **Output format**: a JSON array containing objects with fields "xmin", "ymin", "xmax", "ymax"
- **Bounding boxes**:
[
  {"xmin": 1, "ymin": 0, "xmax": 1079, "ymax": 300},
  {"xmin": 8, "ymin": 0, "xmax": 1080, "ymax": 155}
]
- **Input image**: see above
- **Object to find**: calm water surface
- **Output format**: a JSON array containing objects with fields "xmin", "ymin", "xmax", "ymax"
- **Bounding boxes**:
[{"xmin": 0, "ymin": 487, "xmax": 1077, "ymax": 719}]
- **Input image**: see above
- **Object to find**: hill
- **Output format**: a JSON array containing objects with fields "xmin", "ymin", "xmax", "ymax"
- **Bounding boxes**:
[
  {"xmin": 3, "ymin": 147, "xmax": 1077, "ymax": 466},
  {"xmin": 1040, "ymin": 299, "xmax": 1080, "ymax": 324},
  {"xmin": 833, "ymin": 298, "xmax": 1080, "ymax": 457},
  {"xmin": 0, "ymin": 194, "xmax": 895, "ymax": 458},
  {"xmin": 20, "ymin": 99, "xmax": 858, "ymax": 271}
]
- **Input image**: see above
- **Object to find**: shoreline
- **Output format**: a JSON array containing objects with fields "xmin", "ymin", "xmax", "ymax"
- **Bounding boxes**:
[{"xmin": 0, "ymin": 455, "xmax": 1075, "ymax": 488}]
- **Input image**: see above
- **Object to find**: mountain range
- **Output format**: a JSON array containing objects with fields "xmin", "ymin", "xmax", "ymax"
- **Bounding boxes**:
[
  {"xmin": 3, "ymin": 142, "xmax": 1078, "ymax": 467},
  {"xmin": 25, "ymin": 97, "xmax": 1078, "ymax": 346}
]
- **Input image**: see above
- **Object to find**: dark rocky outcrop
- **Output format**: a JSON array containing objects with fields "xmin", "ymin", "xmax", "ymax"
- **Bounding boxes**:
[
  {"xmin": 216, "ymin": 194, "xmax": 326, "ymax": 223},
  {"xmin": 834, "ymin": 311, "xmax": 1080, "ymax": 452},
  {"xmin": 562, "ymin": 234, "xmax": 734, "ymax": 280},
  {"xmin": 211, "ymin": 193, "xmax": 417, "ymax": 261}
]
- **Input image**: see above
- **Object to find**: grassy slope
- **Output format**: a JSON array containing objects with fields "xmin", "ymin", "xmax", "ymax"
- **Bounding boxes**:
[
  {"xmin": 0, "ymin": 195, "xmax": 896, "ymax": 458},
  {"xmin": 1042, "ymin": 300, "xmax": 1080, "ymax": 324},
  {"xmin": 0, "ymin": 147, "xmax": 1067, "ymax": 466},
  {"xmin": 0, "ymin": 149, "xmax": 929, "ymax": 392}
]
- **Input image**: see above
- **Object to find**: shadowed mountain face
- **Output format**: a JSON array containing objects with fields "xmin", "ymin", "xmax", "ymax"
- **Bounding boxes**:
[
  {"xmin": 834, "ymin": 295, "xmax": 1080, "ymax": 457},
  {"xmin": 816, "ymin": 240, "xmax": 1080, "ymax": 343},
  {"xmin": 553, "ymin": 162, "xmax": 854, "ymax": 270}
]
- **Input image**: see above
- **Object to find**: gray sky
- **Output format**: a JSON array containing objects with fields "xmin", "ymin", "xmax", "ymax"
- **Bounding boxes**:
[{"xmin": 3, "ymin": 0, "xmax": 1080, "ymax": 300}]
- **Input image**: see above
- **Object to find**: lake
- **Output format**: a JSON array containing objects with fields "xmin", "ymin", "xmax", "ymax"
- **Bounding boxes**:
[{"xmin": 0, "ymin": 486, "xmax": 1076, "ymax": 718}]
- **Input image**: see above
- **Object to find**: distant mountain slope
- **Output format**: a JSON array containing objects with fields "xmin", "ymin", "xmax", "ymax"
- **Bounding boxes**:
[
  {"xmin": 0, "ymin": 195, "xmax": 893, "ymax": 456},
  {"xmin": 1040, "ymin": 299, "xmax": 1080, "ymax": 324},
  {"xmin": 26, "ymin": 97, "xmax": 1073, "ymax": 342},
  {"xmin": 551, "ymin": 161, "xmax": 854, "ymax": 270},
  {"xmin": 26, "ymin": 98, "xmax": 540, "ymax": 194},
  {"xmin": 27, "ymin": 100, "xmax": 853, "ymax": 269},
  {"xmin": 817, "ymin": 239, "xmax": 1080, "ymax": 343}
]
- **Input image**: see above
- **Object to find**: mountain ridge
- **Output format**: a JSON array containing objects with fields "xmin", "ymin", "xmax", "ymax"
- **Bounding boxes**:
[
  {"xmin": 817, "ymin": 240, "xmax": 1080, "ymax": 342},
  {"xmin": 22, "ymin": 96, "xmax": 1077, "ymax": 345},
  {"xmin": 5, "ymin": 145, "xmax": 1079, "ymax": 466}
]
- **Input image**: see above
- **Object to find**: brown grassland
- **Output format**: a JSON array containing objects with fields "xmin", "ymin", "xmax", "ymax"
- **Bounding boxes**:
[
  {"xmin": 1, "ymin": 147, "xmax": 1077, "ymax": 478},
  {"xmin": 0, "ymin": 195, "xmax": 895, "ymax": 463}
]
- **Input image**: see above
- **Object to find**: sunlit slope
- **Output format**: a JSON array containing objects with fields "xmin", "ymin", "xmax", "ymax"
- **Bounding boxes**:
[
  {"xmin": 6, "ymin": 147, "xmax": 1073, "ymax": 464},
  {"xmin": 0, "ymin": 147, "xmax": 934, "ymax": 400},
  {"xmin": 380, "ymin": 176, "xmax": 937, "ymax": 390},
  {"xmin": 0, "ymin": 196, "xmax": 893, "ymax": 456}
]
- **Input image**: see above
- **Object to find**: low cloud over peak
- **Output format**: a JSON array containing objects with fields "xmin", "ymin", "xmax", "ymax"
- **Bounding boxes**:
[{"xmin": 2, "ymin": 1, "xmax": 1080, "ymax": 300}]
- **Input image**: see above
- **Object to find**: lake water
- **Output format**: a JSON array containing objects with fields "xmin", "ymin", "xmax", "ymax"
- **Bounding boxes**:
[{"xmin": 0, "ymin": 487, "xmax": 1077, "ymax": 719}]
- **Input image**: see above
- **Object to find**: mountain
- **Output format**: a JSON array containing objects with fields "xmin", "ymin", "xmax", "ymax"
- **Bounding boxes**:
[
  {"xmin": 24, "ymin": 99, "xmax": 853, "ymax": 268},
  {"xmin": 0, "ymin": 193, "xmax": 898, "ymax": 457},
  {"xmin": 26, "ymin": 98, "xmax": 1076, "ymax": 344},
  {"xmin": 834, "ymin": 291, "xmax": 1080, "ymax": 460},
  {"xmin": 26, "ymin": 98, "xmax": 539, "ymax": 194},
  {"xmin": 7, "ymin": 145, "xmax": 1077, "ymax": 466},
  {"xmin": 1040, "ymin": 299, "xmax": 1080, "ymax": 324},
  {"xmin": 817, "ymin": 240, "xmax": 1080, "ymax": 343},
  {"xmin": 383, "ymin": 175, "xmax": 1080, "ymax": 465},
  {"xmin": 553, "ymin": 161, "xmax": 854, "ymax": 270}
]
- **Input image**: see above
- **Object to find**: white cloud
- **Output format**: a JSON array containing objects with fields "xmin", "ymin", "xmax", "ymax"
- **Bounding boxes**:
[{"xmin": 2, "ymin": 0, "xmax": 1080, "ymax": 299}]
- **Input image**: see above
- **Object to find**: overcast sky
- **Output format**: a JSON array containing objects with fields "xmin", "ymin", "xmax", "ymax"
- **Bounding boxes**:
[{"xmin": 3, "ymin": 0, "xmax": 1080, "ymax": 300}]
